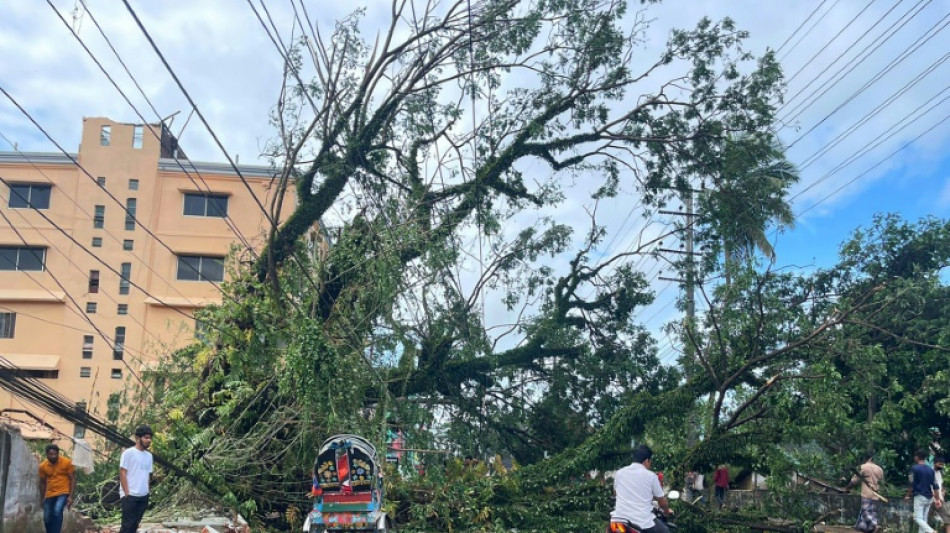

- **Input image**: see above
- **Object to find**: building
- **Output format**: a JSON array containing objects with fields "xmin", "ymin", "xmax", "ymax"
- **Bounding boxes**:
[{"xmin": 0, "ymin": 117, "xmax": 296, "ymax": 443}]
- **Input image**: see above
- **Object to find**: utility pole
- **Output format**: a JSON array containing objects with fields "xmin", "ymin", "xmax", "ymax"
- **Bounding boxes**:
[
  {"xmin": 658, "ymin": 188, "xmax": 698, "ymax": 367},
  {"xmin": 659, "ymin": 188, "xmax": 699, "ymax": 449}
]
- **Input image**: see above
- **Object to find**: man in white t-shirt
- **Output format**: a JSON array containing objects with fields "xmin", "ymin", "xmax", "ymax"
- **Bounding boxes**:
[
  {"xmin": 119, "ymin": 425, "xmax": 154, "ymax": 533},
  {"xmin": 608, "ymin": 445, "xmax": 672, "ymax": 533}
]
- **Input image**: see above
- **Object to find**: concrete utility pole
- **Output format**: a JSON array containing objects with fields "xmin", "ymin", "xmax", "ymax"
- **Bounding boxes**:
[
  {"xmin": 658, "ymin": 188, "xmax": 698, "ymax": 367},
  {"xmin": 659, "ymin": 188, "xmax": 699, "ymax": 448}
]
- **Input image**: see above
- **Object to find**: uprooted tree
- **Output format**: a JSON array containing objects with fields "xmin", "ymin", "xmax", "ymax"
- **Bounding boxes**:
[{"xmin": 120, "ymin": 0, "xmax": 950, "ymax": 529}]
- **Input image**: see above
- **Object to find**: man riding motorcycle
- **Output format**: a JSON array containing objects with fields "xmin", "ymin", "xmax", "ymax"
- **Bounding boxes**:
[{"xmin": 608, "ymin": 444, "xmax": 674, "ymax": 533}]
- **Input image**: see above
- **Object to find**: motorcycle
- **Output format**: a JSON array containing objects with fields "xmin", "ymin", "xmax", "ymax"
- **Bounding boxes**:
[{"xmin": 606, "ymin": 490, "xmax": 679, "ymax": 532}]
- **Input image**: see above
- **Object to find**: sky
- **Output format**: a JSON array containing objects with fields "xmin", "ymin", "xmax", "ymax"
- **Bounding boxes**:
[{"xmin": 1, "ymin": 0, "xmax": 949, "ymax": 364}]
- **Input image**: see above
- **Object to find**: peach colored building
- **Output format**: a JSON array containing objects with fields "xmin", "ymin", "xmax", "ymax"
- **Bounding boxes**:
[{"xmin": 0, "ymin": 117, "xmax": 296, "ymax": 444}]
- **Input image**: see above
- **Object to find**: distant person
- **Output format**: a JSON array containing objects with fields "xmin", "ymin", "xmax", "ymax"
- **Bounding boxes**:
[
  {"xmin": 38, "ymin": 443, "xmax": 75, "ymax": 533},
  {"xmin": 934, "ymin": 457, "xmax": 950, "ymax": 533},
  {"xmin": 119, "ymin": 425, "xmax": 154, "ymax": 533},
  {"xmin": 608, "ymin": 444, "xmax": 673, "ymax": 533},
  {"xmin": 714, "ymin": 465, "xmax": 729, "ymax": 509},
  {"xmin": 845, "ymin": 450, "xmax": 884, "ymax": 533},
  {"xmin": 905, "ymin": 448, "xmax": 942, "ymax": 533}
]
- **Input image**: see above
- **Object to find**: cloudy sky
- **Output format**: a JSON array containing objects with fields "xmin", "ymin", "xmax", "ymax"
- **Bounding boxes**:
[{"xmin": 2, "ymin": 0, "xmax": 949, "ymax": 363}]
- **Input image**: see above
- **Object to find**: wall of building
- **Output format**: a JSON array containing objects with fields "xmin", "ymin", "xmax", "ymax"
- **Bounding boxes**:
[{"xmin": 0, "ymin": 117, "xmax": 298, "ymax": 446}]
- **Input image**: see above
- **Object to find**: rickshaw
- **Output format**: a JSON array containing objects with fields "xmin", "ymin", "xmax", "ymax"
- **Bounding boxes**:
[{"xmin": 303, "ymin": 434, "xmax": 393, "ymax": 532}]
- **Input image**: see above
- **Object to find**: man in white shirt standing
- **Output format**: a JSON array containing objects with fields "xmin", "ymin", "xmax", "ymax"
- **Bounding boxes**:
[
  {"xmin": 609, "ymin": 445, "xmax": 673, "ymax": 533},
  {"xmin": 119, "ymin": 425, "xmax": 154, "ymax": 533}
]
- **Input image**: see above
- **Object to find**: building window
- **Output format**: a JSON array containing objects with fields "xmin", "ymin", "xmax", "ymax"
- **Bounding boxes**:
[
  {"xmin": 113, "ymin": 326, "xmax": 125, "ymax": 360},
  {"xmin": 73, "ymin": 402, "xmax": 87, "ymax": 439},
  {"xmin": 132, "ymin": 125, "xmax": 143, "ymax": 149},
  {"xmin": 8, "ymin": 184, "xmax": 51, "ymax": 209},
  {"xmin": 183, "ymin": 193, "xmax": 228, "ymax": 217},
  {"xmin": 129, "ymin": 179, "xmax": 139, "ymax": 191},
  {"xmin": 0, "ymin": 312, "xmax": 16, "ymax": 338},
  {"xmin": 117, "ymin": 304, "xmax": 128, "ymax": 315},
  {"xmin": 100, "ymin": 125, "xmax": 111, "ymax": 146},
  {"xmin": 85, "ymin": 302, "xmax": 97, "ymax": 314},
  {"xmin": 111, "ymin": 368, "xmax": 122, "ymax": 379},
  {"xmin": 195, "ymin": 318, "xmax": 209, "ymax": 342},
  {"xmin": 97, "ymin": 176, "xmax": 106, "ymax": 187},
  {"xmin": 80, "ymin": 367, "xmax": 91, "ymax": 378},
  {"xmin": 125, "ymin": 198, "xmax": 136, "ymax": 231},
  {"xmin": 88, "ymin": 270, "xmax": 100, "ymax": 293},
  {"xmin": 92, "ymin": 237, "xmax": 103, "ymax": 247},
  {"xmin": 82, "ymin": 335, "xmax": 93, "ymax": 359},
  {"xmin": 123, "ymin": 239, "xmax": 134, "ymax": 251},
  {"xmin": 0, "ymin": 246, "xmax": 45, "ymax": 271},
  {"xmin": 94, "ymin": 205, "xmax": 105, "ymax": 228},
  {"xmin": 119, "ymin": 262, "xmax": 131, "ymax": 295},
  {"xmin": 176, "ymin": 255, "xmax": 224, "ymax": 282}
]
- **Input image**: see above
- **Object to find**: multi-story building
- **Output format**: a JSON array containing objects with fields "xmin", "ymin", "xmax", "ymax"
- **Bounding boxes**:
[{"xmin": 0, "ymin": 117, "xmax": 296, "ymax": 443}]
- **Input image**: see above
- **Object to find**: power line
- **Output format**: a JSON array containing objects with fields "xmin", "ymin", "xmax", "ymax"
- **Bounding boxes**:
[
  {"xmin": 778, "ymin": 0, "xmax": 843, "ymax": 63},
  {"xmin": 779, "ymin": 0, "xmax": 907, "ymax": 112},
  {"xmin": 48, "ymin": 0, "xmax": 259, "ymax": 256},
  {"xmin": 120, "ymin": 0, "xmax": 277, "ymax": 231},
  {"xmin": 795, "ymin": 107, "xmax": 950, "ymax": 218},
  {"xmin": 787, "ymin": 10, "xmax": 950, "ymax": 148},
  {"xmin": 775, "ymin": 0, "xmax": 831, "ymax": 55},
  {"xmin": 781, "ymin": 0, "xmax": 933, "ymax": 128},
  {"xmin": 782, "ymin": 0, "xmax": 878, "ymax": 86}
]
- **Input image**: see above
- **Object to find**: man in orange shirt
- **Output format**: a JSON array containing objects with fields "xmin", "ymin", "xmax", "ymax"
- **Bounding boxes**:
[{"xmin": 38, "ymin": 443, "xmax": 76, "ymax": 533}]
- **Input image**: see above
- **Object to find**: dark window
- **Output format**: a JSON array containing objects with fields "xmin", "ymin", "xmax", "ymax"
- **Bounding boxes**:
[
  {"xmin": 0, "ymin": 247, "xmax": 45, "ymax": 271},
  {"xmin": 73, "ymin": 402, "xmax": 87, "ymax": 438},
  {"xmin": 80, "ymin": 367, "xmax": 91, "ymax": 378},
  {"xmin": 195, "ymin": 318, "xmax": 209, "ymax": 342},
  {"xmin": 0, "ymin": 312, "xmax": 15, "ymax": 338},
  {"xmin": 113, "ymin": 326, "xmax": 125, "ymax": 360},
  {"xmin": 125, "ymin": 198, "xmax": 136, "ymax": 231},
  {"xmin": 129, "ymin": 179, "xmax": 139, "ymax": 191},
  {"xmin": 111, "ymin": 368, "xmax": 122, "ymax": 379},
  {"xmin": 88, "ymin": 270, "xmax": 99, "ymax": 293},
  {"xmin": 100, "ymin": 125, "xmax": 111, "ymax": 146},
  {"xmin": 117, "ymin": 304, "xmax": 128, "ymax": 315},
  {"xmin": 8, "ymin": 184, "xmax": 51, "ymax": 209},
  {"xmin": 85, "ymin": 302, "xmax": 97, "ymax": 314},
  {"xmin": 123, "ymin": 240, "xmax": 134, "ymax": 251},
  {"xmin": 176, "ymin": 255, "xmax": 224, "ymax": 282},
  {"xmin": 132, "ymin": 125, "xmax": 143, "ymax": 149},
  {"xmin": 92, "ymin": 237, "xmax": 103, "ymax": 247},
  {"xmin": 15, "ymin": 369, "xmax": 58, "ymax": 379},
  {"xmin": 183, "ymin": 193, "xmax": 228, "ymax": 217},
  {"xmin": 94, "ymin": 205, "xmax": 105, "ymax": 228},
  {"xmin": 97, "ymin": 176, "xmax": 106, "ymax": 187},
  {"xmin": 82, "ymin": 335, "xmax": 93, "ymax": 359},
  {"xmin": 119, "ymin": 263, "xmax": 131, "ymax": 295}
]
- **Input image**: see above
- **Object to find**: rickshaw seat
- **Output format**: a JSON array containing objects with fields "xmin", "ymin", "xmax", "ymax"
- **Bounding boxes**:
[{"xmin": 323, "ymin": 492, "xmax": 373, "ymax": 504}]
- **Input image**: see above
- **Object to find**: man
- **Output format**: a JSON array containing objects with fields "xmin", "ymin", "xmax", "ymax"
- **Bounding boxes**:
[
  {"xmin": 905, "ymin": 448, "xmax": 943, "ymax": 533},
  {"xmin": 608, "ymin": 445, "xmax": 673, "ymax": 533},
  {"xmin": 934, "ymin": 457, "xmax": 950, "ymax": 533},
  {"xmin": 714, "ymin": 465, "xmax": 729, "ymax": 509},
  {"xmin": 38, "ymin": 443, "xmax": 76, "ymax": 533},
  {"xmin": 845, "ymin": 451, "xmax": 885, "ymax": 533},
  {"xmin": 119, "ymin": 425, "xmax": 154, "ymax": 533}
]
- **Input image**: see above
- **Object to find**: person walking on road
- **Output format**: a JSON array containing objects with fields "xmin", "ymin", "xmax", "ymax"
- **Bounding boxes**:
[
  {"xmin": 38, "ymin": 443, "xmax": 75, "ymax": 533},
  {"xmin": 714, "ymin": 465, "xmax": 729, "ymax": 509},
  {"xmin": 119, "ymin": 425, "xmax": 154, "ymax": 533},
  {"xmin": 905, "ymin": 448, "xmax": 943, "ymax": 533},
  {"xmin": 845, "ymin": 450, "xmax": 884, "ymax": 533}
]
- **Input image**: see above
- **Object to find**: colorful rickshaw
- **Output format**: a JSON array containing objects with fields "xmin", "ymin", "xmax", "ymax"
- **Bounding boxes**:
[{"xmin": 303, "ymin": 434, "xmax": 393, "ymax": 532}]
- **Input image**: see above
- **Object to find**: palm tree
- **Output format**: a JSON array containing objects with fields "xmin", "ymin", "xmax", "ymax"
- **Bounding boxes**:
[{"xmin": 702, "ymin": 134, "xmax": 799, "ymax": 271}]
